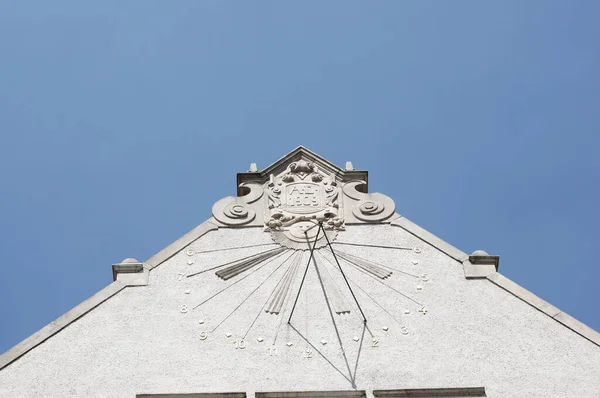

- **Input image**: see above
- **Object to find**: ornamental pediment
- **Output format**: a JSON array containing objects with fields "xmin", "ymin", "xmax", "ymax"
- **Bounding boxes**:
[{"xmin": 212, "ymin": 146, "xmax": 397, "ymax": 249}]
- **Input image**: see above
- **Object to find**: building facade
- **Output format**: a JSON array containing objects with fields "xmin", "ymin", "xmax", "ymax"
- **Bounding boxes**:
[{"xmin": 1, "ymin": 147, "xmax": 599, "ymax": 397}]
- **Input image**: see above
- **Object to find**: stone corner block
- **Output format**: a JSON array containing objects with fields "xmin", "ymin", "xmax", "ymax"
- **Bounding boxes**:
[
  {"xmin": 112, "ymin": 261, "xmax": 149, "ymax": 286},
  {"xmin": 463, "ymin": 260, "xmax": 496, "ymax": 279},
  {"xmin": 469, "ymin": 253, "xmax": 500, "ymax": 271}
]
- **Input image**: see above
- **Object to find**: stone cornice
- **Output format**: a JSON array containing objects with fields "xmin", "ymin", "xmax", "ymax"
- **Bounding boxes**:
[
  {"xmin": 487, "ymin": 272, "xmax": 600, "ymax": 347},
  {"xmin": 390, "ymin": 216, "xmax": 469, "ymax": 263}
]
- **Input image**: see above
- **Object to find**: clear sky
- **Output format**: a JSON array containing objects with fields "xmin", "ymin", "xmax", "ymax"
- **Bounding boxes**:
[{"xmin": 1, "ymin": 1, "xmax": 599, "ymax": 354}]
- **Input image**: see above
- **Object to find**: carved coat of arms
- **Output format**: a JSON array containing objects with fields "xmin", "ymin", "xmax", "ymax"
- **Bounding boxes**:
[
  {"xmin": 264, "ymin": 160, "xmax": 343, "ymax": 249},
  {"xmin": 265, "ymin": 160, "xmax": 343, "ymax": 230}
]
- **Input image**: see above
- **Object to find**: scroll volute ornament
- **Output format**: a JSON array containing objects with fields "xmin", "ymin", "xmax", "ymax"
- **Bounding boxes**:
[
  {"xmin": 342, "ymin": 180, "xmax": 396, "ymax": 223},
  {"xmin": 212, "ymin": 182, "xmax": 264, "ymax": 226}
]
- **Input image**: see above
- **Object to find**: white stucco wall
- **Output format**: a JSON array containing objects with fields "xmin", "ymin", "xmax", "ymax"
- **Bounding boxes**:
[{"xmin": 1, "ymin": 224, "xmax": 599, "ymax": 398}]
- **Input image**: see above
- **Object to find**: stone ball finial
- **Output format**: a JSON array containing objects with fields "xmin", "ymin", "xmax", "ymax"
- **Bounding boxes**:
[
  {"xmin": 121, "ymin": 257, "xmax": 140, "ymax": 264},
  {"xmin": 470, "ymin": 250, "xmax": 489, "ymax": 256}
]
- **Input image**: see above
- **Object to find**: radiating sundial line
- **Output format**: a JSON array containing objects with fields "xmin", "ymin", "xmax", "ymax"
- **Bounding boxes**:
[
  {"xmin": 242, "ymin": 251, "xmax": 301, "ymax": 339},
  {"xmin": 317, "ymin": 251, "xmax": 364, "ymax": 323},
  {"xmin": 216, "ymin": 247, "xmax": 288, "ymax": 280},
  {"xmin": 193, "ymin": 242, "xmax": 279, "ymax": 255},
  {"xmin": 352, "ymin": 322, "xmax": 368, "ymax": 384},
  {"xmin": 320, "ymin": 246, "xmax": 391, "ymax": 280},
  {"xmin": 316, "ymin": 251, "xmax": 364, "ymax": 322},
  {"xmin": 265, "ymin": 251, "xmax": 303, "ymax": 315},
  {"xmin": 287, "ymin": 224, "xmax": 323, "ymax": 324},
  {"xmin": 302, "ymin": 220, "xmax": 320, "ymax": 233},
  {"xmin": 192, "ymin": 249, "xmax": 291, "ymax": 310},
  {"xmin": 288, "ymin": 324, "xmax": 353, "ymax": 385},
  {"xmin": 333, "ymin": 251, "xmax": 392, "ymax": 279},
  {"xmin": 312, "ymin": 253, "xmax": 357, "ymax": 388},
  {"xmin": 334, "ymin": 249, "xmax": 421, "ymax": 279},
  {"xmin": 347, "ymin": 273, "xmax": 407, "ymax": 329},
  {"xmin": 193, "ymin": 247, "xmax": 283, "ymax": 275},
  {"xmin": 272, "ymin": 252, "xmax": 304, "ymax": 345},
  {"xmin": 273, "ymin": 252, "xmax": 304, "ymax": 345},
  {"xmin": 322, "ymin": 224, "xmax": 367, "ymax": 324},
  {"xmin": 332, "ymin": 242, "xmax": 413, "ymax": 251},
  {"xmin": 316, "ymin": 251, "xmax": 375, "ymax": 338},
  {"xmin": 212, "ymin": 250, "xmax": 297, "ymax": 335},
  {"xmin": 187, "ymin": 247, "xmax": 285, "ymax": 278},
  {"xmin": 334, "ymin": 255, "xmax": 424, "ymax": 307}
]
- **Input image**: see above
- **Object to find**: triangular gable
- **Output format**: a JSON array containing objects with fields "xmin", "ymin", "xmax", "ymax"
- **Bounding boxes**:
[{"xmin": 1, "ymin": 147, "xmax": 598, "ymax": 389}]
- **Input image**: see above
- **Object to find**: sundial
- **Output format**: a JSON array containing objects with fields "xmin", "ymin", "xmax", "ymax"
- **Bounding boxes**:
[{"xmin": 173, "ymin": 157, "xmax": 431, "ymax": 387}]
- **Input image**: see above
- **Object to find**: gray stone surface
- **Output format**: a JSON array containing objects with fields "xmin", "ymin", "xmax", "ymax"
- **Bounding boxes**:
[
  {"xmin": 1, "ymin": 224, "xmax": 599, "ymax": 398},
  {"xmin": 553, "ymin": 311, "xmax": 600, "ymax": 346},
  {"xmin": 390, "ymin": 217, "xmax": 469, "ymax": 262},
  {"xmin": 0, "ymin": 280, "xmax": 125, "ymax": 371},
  {"xmin": 145, "ymin": 219, "xmax": 219, "ymax": 269},
  {"xmin": 486, "ymin": 272, "xmax": 562, "ymax": 318}
]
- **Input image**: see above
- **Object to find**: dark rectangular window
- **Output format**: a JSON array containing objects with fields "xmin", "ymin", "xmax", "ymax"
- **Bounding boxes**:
[
  {"xmin": 373, "ymin": 387, "xmax": 486, "ymax": 397},
  {"xmin": 256, "ymin": 392, "xmax": 366, "ymax": 398},
  {"xmin": 138, "ymin": 394, "xmax": 247, "ymax": 398}
]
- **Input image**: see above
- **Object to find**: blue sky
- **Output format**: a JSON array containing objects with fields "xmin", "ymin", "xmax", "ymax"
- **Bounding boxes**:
[{"xmin": 1, "ymin": 1, "xmax": 599, "ymax": 354}]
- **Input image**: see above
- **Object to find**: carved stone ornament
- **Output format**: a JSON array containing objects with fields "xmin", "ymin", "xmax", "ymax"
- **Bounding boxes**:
[
  {"xmin": 342, "ymin": 180, "xmax": 396, "ymax": 223},
  {"xmin": 264, "ymin": 160, "xmax": 344, "ymax": 250},
  {"xmin": 211, "ymin": 148, "xmax": 397, "ymax": 242},
  {"xmin": 212, "ymin": 183, "xmax": 263, "ymax": 226}
]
